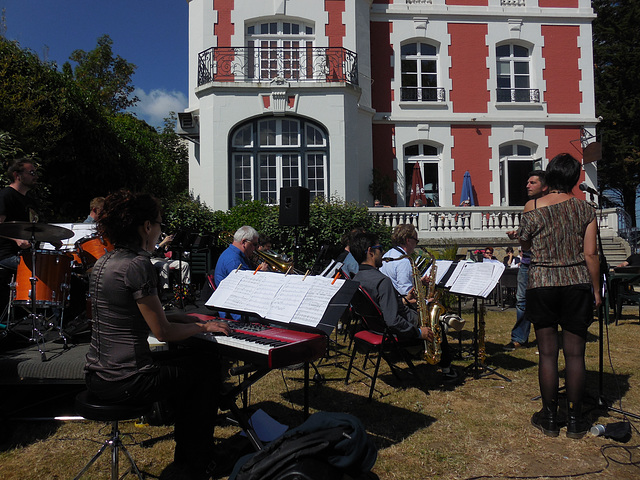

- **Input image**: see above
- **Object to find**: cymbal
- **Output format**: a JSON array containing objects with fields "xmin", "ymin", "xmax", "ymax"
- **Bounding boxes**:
[{"xmin": 0, "ymin": 222, "xmax": 75, "ymax": 242}]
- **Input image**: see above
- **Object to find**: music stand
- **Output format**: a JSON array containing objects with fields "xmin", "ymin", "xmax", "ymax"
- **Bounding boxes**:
[
  {"xmin": 466, "ymin": 297, "xmax": 511, "ymax": 382},
  {"xmin": 433, "ymin": 259, "xmax": 511, "ymax": 382}
]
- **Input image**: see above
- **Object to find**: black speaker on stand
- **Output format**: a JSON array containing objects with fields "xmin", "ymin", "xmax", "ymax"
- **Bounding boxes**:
[{"xmin": 279, "ymin": 187, "xmax": 310, "ymax": 268}]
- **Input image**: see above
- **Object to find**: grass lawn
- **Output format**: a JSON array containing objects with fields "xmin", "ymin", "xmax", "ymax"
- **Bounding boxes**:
[{"xmin": 1, "ymin": 303, "xmax": 639, "ymax": 479}]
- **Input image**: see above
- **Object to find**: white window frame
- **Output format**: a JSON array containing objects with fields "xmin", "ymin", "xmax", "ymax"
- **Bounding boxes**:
[{"xmin": 400, "ymin": 41, "xmax": 442, "ymax": 102}]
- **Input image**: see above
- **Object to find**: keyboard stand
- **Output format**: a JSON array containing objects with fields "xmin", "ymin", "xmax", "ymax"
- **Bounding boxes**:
[{"xmin": 221, "ymin": 361, "xmax": 312, "ymax": 452}]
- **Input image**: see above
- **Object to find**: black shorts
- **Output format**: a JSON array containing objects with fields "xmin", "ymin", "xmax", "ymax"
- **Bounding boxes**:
[{"xmin": 524, "ymin": 284, "xmax": 594, "ymax": 338}]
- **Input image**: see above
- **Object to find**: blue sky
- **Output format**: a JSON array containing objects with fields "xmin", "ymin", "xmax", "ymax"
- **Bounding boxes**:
[{"xmin": 1, "ymin": 0, "xmax": 189, "ymax": 128}]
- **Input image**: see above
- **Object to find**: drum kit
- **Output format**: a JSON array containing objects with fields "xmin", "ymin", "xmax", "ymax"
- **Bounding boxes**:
[{"xmin": 0, "ymin": 221, "xmax": 113, "ymax": 361}]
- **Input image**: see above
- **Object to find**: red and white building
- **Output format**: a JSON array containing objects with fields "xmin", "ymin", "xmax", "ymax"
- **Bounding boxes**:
[{"xmin": 180, "ymin": 0, "xmax": 598, "ymax": 212}]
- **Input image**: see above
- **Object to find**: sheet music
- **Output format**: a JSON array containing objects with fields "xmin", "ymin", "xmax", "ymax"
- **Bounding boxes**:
[
  {"xmin": 208, "ymin": 270, "xmax": 246, "ymax": 306},
  {"xmin": 291, "ymin": 277, "xmax": 344, "ymax": 327},
  {"xmin": 448, "ymin": 262, "xmax": 505, "ymax": 297},
  {"xmin": 444, "ymin": 261, "xmax": 469, "ymax": 288},
  {"xmin": 206, "ymin": 270, "xmax": 346, "ymax": 327},
  {"xmin": 266, "ymin": 275, "xmax": 311, "ymax": 323},
  {"xmin": 424, "ymin": 260, "xmax": 453, "ymax": 285}
]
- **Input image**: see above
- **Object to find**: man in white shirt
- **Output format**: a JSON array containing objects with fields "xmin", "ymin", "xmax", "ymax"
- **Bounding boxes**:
[{"xmin": 379, "ymin": 224, "xmax": 420, "ymax": 299}]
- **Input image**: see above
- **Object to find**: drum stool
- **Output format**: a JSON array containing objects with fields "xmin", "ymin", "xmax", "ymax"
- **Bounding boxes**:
[{"xmin": 73, "ymin": 390, "xmax": 150, "ymax": 480}]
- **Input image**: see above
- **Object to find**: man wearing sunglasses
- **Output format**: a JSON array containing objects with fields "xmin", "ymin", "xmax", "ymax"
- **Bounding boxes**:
[
  {"xmin": 352, "ymin": 232, "xmax": 459, "ymax": 382},
  {"xmin": 379, "ymin": 223, "xmax": 421, "ymax": 298},
  {"xmin": 351, "ymin": 232, "xmax": 432, "ymax": 341}
]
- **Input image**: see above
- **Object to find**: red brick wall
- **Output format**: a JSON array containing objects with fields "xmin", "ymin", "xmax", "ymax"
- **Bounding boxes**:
[
  {"xmin": 545, "ymin": 126, "xmax": 585, "ymax": 196},
  {"xmin": 325, "ymin": 0, "xmax": 346, "ymax": 48},
  {"xmin": 448, "ymin": 23, "xmax": 490, "ymax": 113},
  {"xmin": 542, "ymin": 25, "xmax": 582, "ymax": 114},
  {"xmin": 539, "ymin": 0, "xmax": 578, "ymax": 7},
  {"xmin": 451, "ymin": 125, "xmax": 493, "ymax": 206},
  {"xmin": 372, "ymin": 124, "xmax": 396, "ymax": 200},
  {"xmin": 371, "ymin": 21, "xmax": 393, "ymax": 113},
  {"xmin": 213, "ymin": 0, "xmax": 234, "ymax": 44},
  {"xmin": 446, "ymin": 0, "xmax": 488, "ymax": 5}
]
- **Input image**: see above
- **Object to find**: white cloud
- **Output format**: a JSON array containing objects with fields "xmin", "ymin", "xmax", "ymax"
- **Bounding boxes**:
[{"xmin": 129, "ymin": 88, "xmax": 188, "ymax": 127}]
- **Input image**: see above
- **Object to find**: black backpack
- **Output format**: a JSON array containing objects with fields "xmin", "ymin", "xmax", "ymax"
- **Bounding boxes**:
[{"xmin": 229, "ymin": 412, "xmax": 379, "ymax": 480}]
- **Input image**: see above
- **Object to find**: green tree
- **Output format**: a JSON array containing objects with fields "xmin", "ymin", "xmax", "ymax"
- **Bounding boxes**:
[
  {"xmin": 64, "ymin": 34, "xmax": 139, "ymax": 113},
  {"xmin": 0, "ymin": 35, "xmax": 187, "ymax": 221},
  {"xmin": 593, "ymin": 0, "xmax": 640, "ymax": 224}
]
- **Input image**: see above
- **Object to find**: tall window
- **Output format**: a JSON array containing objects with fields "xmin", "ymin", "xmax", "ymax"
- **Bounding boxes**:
[
  {"xmin": 400, "ymin": 42, "xmax": 443, "ymax": 102},
  {"xmin": 499, "ymin": 143, "xmax": 540, "ymax": 206},
  {"xmin": 496, "ymin": 44, "xmax": 538, "ymax": 102},
  {"xmin": 246, "ymin": 20, "xmax": 314, "ymax": 81},
  {"xmin": 404, "ymin": 143, "xmax": 441, "ymax": 206},
  {"xmin": 230, "ymin": 117, "xmax": 328, "ymax": 205}
]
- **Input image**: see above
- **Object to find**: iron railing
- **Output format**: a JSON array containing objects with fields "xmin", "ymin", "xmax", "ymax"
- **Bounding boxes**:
[
  {"xmin": 496, "ymin": 88, "xmax": 540, "ymax": 103},
  {"xmin": 198, "ymin": 46, "xmax": 358, "ymax": 87},
  {"xmin": 400, "ymin": 86, "xmax": 446, "ymax": 102}
]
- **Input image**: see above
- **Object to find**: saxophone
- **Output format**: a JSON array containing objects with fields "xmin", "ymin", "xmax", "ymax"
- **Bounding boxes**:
[
  {"xmin": 382, "ymin": 250, "xmax": 444, "ymax": 364},
  {"xmin": 420, "ymin": 252, "xmax": 443, "ymax": 365}
]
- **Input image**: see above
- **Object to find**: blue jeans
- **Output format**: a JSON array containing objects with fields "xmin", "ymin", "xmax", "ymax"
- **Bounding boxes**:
[{"xmin": 510, "ymin": 262, "xmax": 531, "ymax": 344}]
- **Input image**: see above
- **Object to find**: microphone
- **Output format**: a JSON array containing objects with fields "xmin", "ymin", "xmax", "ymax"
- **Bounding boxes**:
[{"xmin": 579, "ymin": 182, "xmax": 599, "ymax": 196}]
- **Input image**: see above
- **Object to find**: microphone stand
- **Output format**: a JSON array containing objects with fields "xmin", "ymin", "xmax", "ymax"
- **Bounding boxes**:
[{"xmin": 594, "ymin": 196, "xmax": 640, "ymax": 420}]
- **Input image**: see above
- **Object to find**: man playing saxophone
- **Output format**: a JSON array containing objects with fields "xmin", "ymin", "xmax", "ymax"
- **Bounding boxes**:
[{"xmin": 351, "ymin": 232, "xmax": 458, "ymax": 382}]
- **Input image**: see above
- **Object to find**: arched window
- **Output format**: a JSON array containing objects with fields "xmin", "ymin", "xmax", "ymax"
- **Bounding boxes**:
[
  {"xmin": 230, "ymin": 117, "xmax": 328, "ymax": 205},
  {"xmin": 496, "ymin": 43, "xmax": 539, "ymax": 103},
  {"xmin": 403, "ymin": 143, "xmax": 441, "ymax": 206},
  {"xmin": 499, "ymin": 143, "xmax": 541, "ymax": 206},
  {"xmin": 400, "ymin": 42, "xmax": 444, "ymax": 102},
  {"xmin": 246, "ymin": 20, "xmax": 315, "ymax": 81}
]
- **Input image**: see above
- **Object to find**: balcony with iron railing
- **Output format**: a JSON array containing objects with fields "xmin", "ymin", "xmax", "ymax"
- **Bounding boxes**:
[
  {"xmin": 400, "ymin": 86, "xmax": 446, "ymax": 102},
  {"xmin": 496, "ymin": 88, "xmax": 540, "ymax": 103},
  {"xmin": 198, "ymin": 46, "xmax": 358, "ymax": 87}
]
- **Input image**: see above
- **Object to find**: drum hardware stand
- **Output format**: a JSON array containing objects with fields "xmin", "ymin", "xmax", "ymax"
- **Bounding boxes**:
[{"xmin": 27, "ymin": 243, "xmax": 50, "ymax": 361}]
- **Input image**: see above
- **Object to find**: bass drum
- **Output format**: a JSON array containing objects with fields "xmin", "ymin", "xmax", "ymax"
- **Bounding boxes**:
[
  {"xmin": 75, "ymin": 235, "xmax": 114, "ymax": 269},
  {"xmin": 14, "ymin": 250, "xmax": 73, "ymax": 307}
]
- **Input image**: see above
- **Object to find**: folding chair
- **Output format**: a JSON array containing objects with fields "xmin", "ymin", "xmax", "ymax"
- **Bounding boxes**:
[{"xmin": 344, "ymin": 287, "xmax": 424, "ymax": 401}]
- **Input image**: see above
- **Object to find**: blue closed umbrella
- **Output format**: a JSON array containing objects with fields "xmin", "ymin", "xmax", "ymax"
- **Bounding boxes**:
[{"xmin": 459, "ymin": 170, "xmax": 475, "ymax": 206}]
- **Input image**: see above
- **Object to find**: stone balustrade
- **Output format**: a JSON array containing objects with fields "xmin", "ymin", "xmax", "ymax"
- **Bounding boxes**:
[{"xmin": 369, "ymin": 206, "xmax": 622, "ymax": 241}]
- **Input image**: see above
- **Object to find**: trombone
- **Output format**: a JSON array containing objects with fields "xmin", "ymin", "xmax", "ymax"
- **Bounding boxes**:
[{"xmin": 218, "ymin": 231, "xmax": 300, "ymax": 274}]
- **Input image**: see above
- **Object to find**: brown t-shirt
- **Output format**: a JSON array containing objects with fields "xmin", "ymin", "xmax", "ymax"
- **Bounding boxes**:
[{"xmin": 85, "ymin": 245, "xmax": 159, "ymax": 381}]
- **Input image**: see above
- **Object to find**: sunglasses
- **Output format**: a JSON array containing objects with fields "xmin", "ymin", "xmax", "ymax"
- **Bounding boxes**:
[{"xmin": 370, "ymin": 244, "xmax": 383, "ymax": 251}]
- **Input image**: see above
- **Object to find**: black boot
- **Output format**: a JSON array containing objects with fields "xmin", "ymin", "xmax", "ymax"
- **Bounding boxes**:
[
  {"xmin": 531, "ymin": 400, "xmax": 559, "ymax": 437},
  {"xmin": 566, "ymin": 401, "xmax": 590, "ymax": 439}
]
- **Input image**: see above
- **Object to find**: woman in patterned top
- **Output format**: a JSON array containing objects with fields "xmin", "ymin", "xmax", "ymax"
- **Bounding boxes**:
[{"xmin": 518, "ymin": 153, "xmax": 601, "ymax": 439}]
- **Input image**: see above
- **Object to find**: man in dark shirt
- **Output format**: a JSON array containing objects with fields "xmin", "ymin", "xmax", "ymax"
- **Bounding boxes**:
[
  {"xmin": 351, "ymin": 232, "xmax": 457, "ymax": 381},
  {"xmin": 0, "ymin": 159, "xmax": 40, "ymax": 270}
]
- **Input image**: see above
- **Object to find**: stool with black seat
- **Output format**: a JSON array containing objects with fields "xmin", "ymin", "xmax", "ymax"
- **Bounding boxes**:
[
  {"xmin": 73, "ymin": 390, "xmax": 151, "ymax": 480},
  {"xmin": 344, "ymin": 287, "xmax": 424, "ymax": 401}
]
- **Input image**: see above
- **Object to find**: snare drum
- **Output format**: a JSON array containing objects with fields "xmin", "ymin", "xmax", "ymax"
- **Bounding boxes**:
[
  {"xmin": 14, "ymin": 250, "xmax": 73, "ymax": 307},
  {"xmin": 76, "ymin": 235, "xmax": 114, "ymax": 268}
]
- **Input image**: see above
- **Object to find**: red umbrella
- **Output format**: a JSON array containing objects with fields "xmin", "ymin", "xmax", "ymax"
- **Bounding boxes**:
[{"xmin": 408, "ymin": 162, "xmax": 428, "ymax": 206}]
